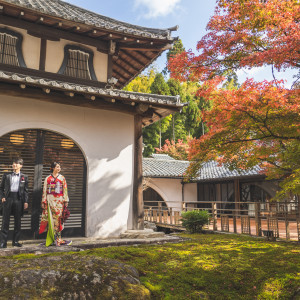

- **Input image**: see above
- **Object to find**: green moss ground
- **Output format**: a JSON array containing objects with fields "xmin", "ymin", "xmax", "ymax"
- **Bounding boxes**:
[{"xmin": 3, "ymin": 233, "xmax": 300, "ymax": 299}]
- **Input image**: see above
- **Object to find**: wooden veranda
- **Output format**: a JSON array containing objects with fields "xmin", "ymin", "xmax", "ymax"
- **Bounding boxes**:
[{"xmin": 144, "ymin": 200, "xmax": 300, "ymax": 241}]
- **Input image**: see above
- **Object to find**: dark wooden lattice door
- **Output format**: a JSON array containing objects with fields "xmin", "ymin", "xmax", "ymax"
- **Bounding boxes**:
[{"xmin": 0, "ymin": 129, "xmax": 86, "ymax": 239}]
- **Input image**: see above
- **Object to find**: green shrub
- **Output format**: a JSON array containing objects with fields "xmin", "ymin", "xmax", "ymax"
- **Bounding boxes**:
[{"xmin": 181, "ymin": 210, "xmax": 210, "ymax": 233}]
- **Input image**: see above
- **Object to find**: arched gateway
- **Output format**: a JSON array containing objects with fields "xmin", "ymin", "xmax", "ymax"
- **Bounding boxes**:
[{"xmin": 0, "ymin": 129, "xmax": 86, "ymax": 239}]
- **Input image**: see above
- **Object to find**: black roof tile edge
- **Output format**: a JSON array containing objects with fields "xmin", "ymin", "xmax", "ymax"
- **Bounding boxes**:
[{"xmin": 2, "ymin": 0, "xmax": 177, "ymax": 40}]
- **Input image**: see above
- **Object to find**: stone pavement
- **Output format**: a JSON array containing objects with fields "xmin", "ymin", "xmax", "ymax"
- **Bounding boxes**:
[{"xmin": 0, "ymin": 229, "xmax": 184, "ymax": 257}]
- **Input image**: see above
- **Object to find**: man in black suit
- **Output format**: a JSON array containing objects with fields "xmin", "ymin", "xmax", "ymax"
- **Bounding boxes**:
[{"xmin": 0, "ymin": 158, "xmax": 28, "ymax": 248}]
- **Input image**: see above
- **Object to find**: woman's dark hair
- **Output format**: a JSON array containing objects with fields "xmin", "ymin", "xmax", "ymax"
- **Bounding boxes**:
[{"xmin": 50, "ymin": 162, "xmax": 60, "ymax": 172}]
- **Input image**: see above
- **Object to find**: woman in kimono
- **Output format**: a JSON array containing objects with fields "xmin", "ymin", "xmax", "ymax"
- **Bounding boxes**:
[{"xmin": 39, "ymin": 162, "xmax": 71, "ymax": 246}]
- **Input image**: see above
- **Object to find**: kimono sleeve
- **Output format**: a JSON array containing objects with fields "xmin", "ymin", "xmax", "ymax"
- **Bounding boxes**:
[
  {"xmin": 63, "ymin": 176, "xmax": 69, "ymax": 204},
  {"xmin": 41, "ymin": 176, "xmax": 48, "ymax": 204}
]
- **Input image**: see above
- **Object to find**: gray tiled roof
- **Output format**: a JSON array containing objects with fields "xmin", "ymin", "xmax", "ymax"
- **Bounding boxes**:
[
  {"xmin": 0, "ymin": 70, "xmax": 183, "ymax": 106},
  {"xmin": 2, "ymin": 0, "xmax": 174, "ymax": 40},
  {"xmin": 150, "ymin": 154, "xmax": 175, "ymax": 160},
  {"xmin": 143, "ymin": 154, "xmax": 263, "ymax": 181},
  {"xmin": 143, "ymin": 157, "xmax": 189, "ymax": 178},
  {"xmin": 195, "ymin": 161, "xmax": 262, "ymax": 181}
]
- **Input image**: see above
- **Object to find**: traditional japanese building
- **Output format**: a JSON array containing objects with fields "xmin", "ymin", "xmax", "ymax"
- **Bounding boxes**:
[
  {"xmin": 143, "ymin": 154, "xmax": 281, "ymax": 215},
  {"xmin": 0, "ymin": 0, "xmax": 184, "ymax": 238}
]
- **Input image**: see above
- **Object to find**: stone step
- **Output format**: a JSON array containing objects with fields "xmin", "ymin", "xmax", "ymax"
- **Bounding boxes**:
[{"xmin": 119, "ymin": 229, "xmax": 165, "ymax": 239}]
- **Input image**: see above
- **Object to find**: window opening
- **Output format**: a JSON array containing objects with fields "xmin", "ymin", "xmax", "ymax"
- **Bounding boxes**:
[
  {"xmin": 64, "ymin": 49, "xmax": 91, "ymax": 80},
  {"xmin": 58, "ymin": 46, "xmax": 97, "ymax": 81},
  {"xmin": 0, "ymin": 33, "xmax": 20, "ymax": 66}
]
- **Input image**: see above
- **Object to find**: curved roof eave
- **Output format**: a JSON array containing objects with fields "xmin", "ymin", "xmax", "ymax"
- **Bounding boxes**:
[{"xmin": 1, "ymin": 0, "xmax": 178, "ymax": 40}]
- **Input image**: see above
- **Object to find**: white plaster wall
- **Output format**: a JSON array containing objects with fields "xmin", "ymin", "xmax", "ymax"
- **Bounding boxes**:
[
  {"xmin": 0, "ymin": 25, "xmax": 40, "ymax": 69},
  {"xmin": 184, "ymin": 183, "xmax": 197, "ymax": 204},
  {"xmin": 46, "ymin": 39, "xmax": 108, "ymax": 82},
  {"xmin": 0, "ymin": 95, "xmax": 134, "ymax": 238},
  {"xmin": 147, "ymin": 178, "xmax": 183, "ymax": 211},
  {"xmin": 146, "ymin": 179, "xmax": 198, "ymax": 211}
]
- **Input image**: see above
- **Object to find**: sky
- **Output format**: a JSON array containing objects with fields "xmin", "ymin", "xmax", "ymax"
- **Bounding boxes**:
[{"xmin": 65, "ymin": 0, "xmax": 295, "ymax": 87}]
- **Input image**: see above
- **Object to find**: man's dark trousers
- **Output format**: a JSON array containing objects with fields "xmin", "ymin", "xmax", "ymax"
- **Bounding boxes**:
[{"xmin": 1, "ymin": 192, "xmax": 22, "ymax": 244}]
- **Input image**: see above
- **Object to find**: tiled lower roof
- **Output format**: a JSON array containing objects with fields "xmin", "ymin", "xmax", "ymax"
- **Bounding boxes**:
[
  {"xmin": 0, "ymin": 70, "xmax": 183, "ymax": 107},
  {"xmin": 195, "ymin": 161, "xmax": 262, "ymax": 181},
  {"xmin": 143, "ymin": 157, "xmax": 189, "ymax": 178},
  {"xmin": 143, "ymin": 155, "xmax": 263, "ymax": 181},
  {"xmin": 2, "ymin": 0, "xmax": 174, "ymax": 40}
]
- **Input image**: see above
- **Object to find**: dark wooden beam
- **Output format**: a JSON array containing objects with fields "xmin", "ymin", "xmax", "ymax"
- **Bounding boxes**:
[
  {"xmin": 135, "ymin": 51, "xmax": 152, "ymax": 61},
  {"xmin": 27, "ymin": 30, "xmax": 60, "ymax": 41},
  {"xmin": 153, "ymin": 111, "xmax": 163, "ymax": 118},
  {"xmin": 116, "ymin": 59, "xmax": 140, "ymax": 72},
  {"xmin": 39, "ymin": 38, "xmax": 47, "ymax": 71},
  {"xmin": 112, "ymin": 69, "xmax": 127, "ymax": 82},
  {"xmin": 0, "ymin": 63, "xmax": 106, "ymax": 88},
  {"xmin": 121, "ymin": 50, "xmax": 144, "ymax": 67},
  {"xmin": 107, "ymin": 55, "xmax": 113, "ymax": 81},
  {"xmin": 114, "ymin": 61, "xmax": 135, "ymax": 77},
  {"xmin": 119, "ymin": 43, "xmax": 171, "ymax": 52},
  {"xmin": 0, "ymin": 15, "xmax": 108, "ymax": 53},
  {"xmin": 132, "ymin": 114, "xmax": 144, "ymax": 230}
]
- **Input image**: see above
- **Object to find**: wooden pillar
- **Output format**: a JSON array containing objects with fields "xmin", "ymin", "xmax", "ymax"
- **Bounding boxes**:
[
  {"xmin": 39, "ymin": 38, "xmax": 47, "ymax": 71},
  {"xmin": 285, "ymin": 200, "xmax": 290, "ymax": 240},
  {"xmin": 233, "ymin": 179, "xmax": 240, "ymax": 233},
  {"xmin": 216, "ymin": 183, "xmax": 221, "ymax": 212},
  {"xmin": 132, "ymin": 114, "xmax": 144, "ymax": 230},
  {"xmin": 158, "ymin": 202, "xmax": 162, "ymax": 223},
  {"xmin": 255, "ymin": 202, "xmax": 262, "ymax": 236},
  {"xmin": 212, "ymin": 202, "xmax": 217, "ymax": 231},
  {"xmin": 107, "ymin": 54, "xmax": 113, "ymax": 80}
]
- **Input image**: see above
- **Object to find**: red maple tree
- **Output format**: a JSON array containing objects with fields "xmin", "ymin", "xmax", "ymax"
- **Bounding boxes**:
[
  {"xmin": 155, "ymin": 138, "xmax": 190, "ymax": 160},
  {"xmin": 168, "ymin": 0, "xmax": 300, "ymax": 198}
]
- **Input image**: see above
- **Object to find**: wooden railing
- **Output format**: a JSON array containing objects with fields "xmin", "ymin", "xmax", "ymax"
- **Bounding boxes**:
[{"xmin": 144, "ymin": 200, "xmax": 300, "ymax": 241}]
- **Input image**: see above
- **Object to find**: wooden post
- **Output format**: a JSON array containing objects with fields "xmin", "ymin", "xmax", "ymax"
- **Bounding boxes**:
[
  {"xmin": 181, "ymin": 201, "xmax": 186, "ymax": 212},
  {"xmin": 158, "ymin": 202, "xmax": 162, "ymax": 224},
  {"xmin": 163, "ymin": 210, "xmax": 168, "ymax": 223},
  {"xmin": 39, "ymin": 38, "xmax": 47, "ymax": 71},
  {"xmin": 233, "ymin": 179, "xmax": 240, "ymax": 233},
  {"xmin": 285, "ymin": 200, "xmax": 290, "ymax": 240},
  {"xmin": 212, "ymin": 202, "xmax": 217, "ymax": 231},
  {"xmin": 169, "ymin": 208, "xmax": 173, "ymax": 225},
  {"xmin": 181, "ymin": 181, "xmax": 185, "ymax": 209},
  {"xmin": 132, "ymin": 115, "xmax": 144, "ymax": 230},
  {"xmin": 107, "ymin": 54, "xmax": 113, "ymax": 80},
  {"xmin": 153, "ymin": 209, "xmax": 157, "ymax": 222},
  {"xmin": 255, "ymin": 202, "xmax": 262, "ymax": 236}
]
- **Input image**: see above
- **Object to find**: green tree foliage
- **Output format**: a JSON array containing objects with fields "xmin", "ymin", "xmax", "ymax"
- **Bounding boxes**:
[
  {"xmin": 150, "ymin": 73, "xmax": 170, "ymax": 95},
  {"xmin": 123, "ymin": 68, "xmax": 156, "ymax": 93},
  {"xmin": 123, "ymin": 46, "xmax": 205, "ymax": 158},
  {"xmin": 184, "ymin": 95, "xmax": 201, "ymax": 137},
  {"xmin": 167, "ymin": 39, "xmax": 185, "ymax": 63},
  {"xmin": 143, "ymin": 73, "xmax": 171, "ymax": 156},
  {"xmin": 163, "ymin": 39, "xmax": 185, "ymax": 75}
]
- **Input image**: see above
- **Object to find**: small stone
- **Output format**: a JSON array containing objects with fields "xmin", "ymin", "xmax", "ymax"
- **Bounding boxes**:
[
  {"xmin": 91, "ymin": 272, "xmax": 101, "ymax": 284},
  {"xmin": 4, "ymin": 277, "xmax": 10, "ymax": 283},
  {"xmin": 73, "ymin": 274, "xmax": 80, "ymax": 282},
  {"xmin": 107, "ymin": 286, "xmax": 113, "ymax": 292},
  {"xmin": 79, "ymin": 291, "xmax": 86, "ymax": 300}
]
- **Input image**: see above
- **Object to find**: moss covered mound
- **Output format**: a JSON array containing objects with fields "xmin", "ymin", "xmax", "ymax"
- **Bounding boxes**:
[{"xmin": 0, "ymin": 254, "xmax": 150, "ymax": 299}]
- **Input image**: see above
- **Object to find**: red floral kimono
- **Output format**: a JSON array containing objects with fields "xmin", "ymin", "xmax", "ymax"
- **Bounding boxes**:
[{"xmin": 39, "ymin": 174, "xmax": 69, "ymax": 246}]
